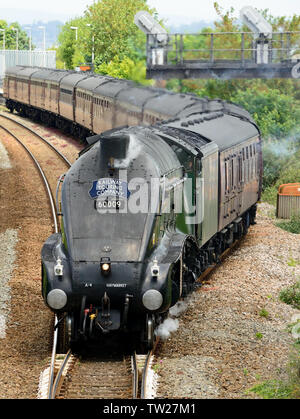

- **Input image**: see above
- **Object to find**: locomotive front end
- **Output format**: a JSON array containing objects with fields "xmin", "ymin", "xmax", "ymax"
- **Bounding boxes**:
[{"xmin": 41, "ymin": 129, "xmax": 183, "ymax": 350}]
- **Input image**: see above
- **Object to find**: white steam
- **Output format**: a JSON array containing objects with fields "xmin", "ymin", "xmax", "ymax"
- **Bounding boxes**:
[
  {"xmin": 264, "ymin": 136, "xmax": 297, "ymax": 158},
  {"xmin": 169, "ymin": 300, "xmax": 189, "ymax": 317},
  {"xmin": 114, "ymin": 135, "xmax": 141, "ymax": 168},
  {"xmin": 155, "ymin": 318, "xmax": 179, "ymax": 340},
  {"xmin": 155, "ymin": 299, "xmax": 191, "ymax": 340}
]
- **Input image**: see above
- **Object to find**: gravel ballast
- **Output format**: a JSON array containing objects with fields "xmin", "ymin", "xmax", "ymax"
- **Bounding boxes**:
[
  {"xmin": 0, "ymin": 139, "xmax": 12, "ymax": 169},
  {"xmin": 0, "ymin": 229, "xmax": 18, "ymax": 339},
  {"xmin": 0, "ymin": 139, "xmax": 17, "ymax": 339}
]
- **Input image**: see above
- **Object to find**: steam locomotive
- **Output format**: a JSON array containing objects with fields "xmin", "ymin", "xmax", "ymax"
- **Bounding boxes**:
[{"xmin": 4, "ymin": 66, "xmax": 262, "ymax": 351}]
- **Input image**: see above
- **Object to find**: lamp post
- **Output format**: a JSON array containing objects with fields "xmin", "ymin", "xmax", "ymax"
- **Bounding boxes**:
[
  {"xmin": 86, "ymin": 24, "xmax": 95, "ymax": 65},
  {"xmin": 38, "ymin": 26, "xmax": 46, "ymax": 66},
  {"xmin": 11, "ymin": 27, "xmax": 18, "ymax": 50},
  {"xmin": 25, "ymin": 26, "xmax": 32, "ymax": 66},
  {"xmin": 25, "ymin": 26, "xmax": 32, "ymax": 51},
  {"xmin": 0, "ymin": 29, "xmax": 5, "ymax": 50},
  {"xmin": 70, "ymin": 26, "xmax": 78, "ymax": 41},
  {"xmin": 11, "ymin": 27, "xmax": 18, "ymax": 64}
]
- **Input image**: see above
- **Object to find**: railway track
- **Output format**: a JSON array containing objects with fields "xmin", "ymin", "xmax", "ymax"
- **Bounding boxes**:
[
  {"xmin": 0, "ymin": 115, "xmax": 71, "ymax": 229},
  {"xmin": 0, "ymin": 112, "xmax": 72, "ymax": 164},
  {"xmin": 40, "ymin": 347, "xmax": 158, "ymax": 399}
]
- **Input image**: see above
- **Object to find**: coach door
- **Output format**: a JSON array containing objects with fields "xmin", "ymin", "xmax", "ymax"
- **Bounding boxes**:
[
  {"xmin": 196, "ymin": 143, "xmax": 219, "ymax": 247},
  {"xmin": 236, "ymin": 150, "xmax": 243, "ymax": 216}
]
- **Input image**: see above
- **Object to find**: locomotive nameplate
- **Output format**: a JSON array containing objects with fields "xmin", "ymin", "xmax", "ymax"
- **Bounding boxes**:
[{"xmin": 89, "ymin": 178, "xmax": 130, "ymax": 200}]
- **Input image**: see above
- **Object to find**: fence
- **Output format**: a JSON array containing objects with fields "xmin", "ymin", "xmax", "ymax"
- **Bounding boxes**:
[
  {"xmin": 147, "ymin": 31, "xmax": 300, "ymax": 66},
  {"xmin": 0, "ymin": 50, "xmax": 56, "ymax": 82}
]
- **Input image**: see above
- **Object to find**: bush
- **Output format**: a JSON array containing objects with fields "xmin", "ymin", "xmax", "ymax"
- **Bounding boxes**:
[
  {"xmin": 262, "ymin": 148, "xmax": 300, "ymax": 205},
  {"xmin": 276, "ymin": 214, "xmax": 300, "ymax": 235},
  {"xmin": 261, "ymin": 186, "xmax": 278, "ymax": 206},
  {"xmin": 248, "ymin": 380, "xmax": 294, "ymax": 399},
  {"xmin": 279, "ymin": 281, "xmax": 300, "ymax": 310},
  {"xmin": 231, "ymin": 88, "xmax": 300, "ymax": 139},
  {"xmin": 262, "ymin": 143, "xmax": 291, "ymax": 190}
]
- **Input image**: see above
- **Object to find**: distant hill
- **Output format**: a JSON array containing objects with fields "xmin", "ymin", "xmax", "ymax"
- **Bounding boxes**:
[
  {"xmin": 14, "ymin": 18, "xmax": 217, "ymax": 50},
  {"xmin": 18, "ymin": 19, "xmax": 216, "ymax": 51},
  {"xmin": 21, "ymin": 21, "xmax": 64, "ymax": 50},
  {"xmin": 1, "ymin": 7, "xmax": 70, "ymax": 25}
]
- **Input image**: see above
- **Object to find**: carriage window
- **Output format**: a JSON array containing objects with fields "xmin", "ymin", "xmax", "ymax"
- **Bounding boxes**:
[
  {"xmin": 238, "ymin": 155, "xmax": 242, "ymax": 183},
  {"xmin": 225, "ymin": 161, "xmax": 228, "ymax": 192},
  {"xmin": 246, "ymin": 147, "xmax": 249, "ymax": 159}
]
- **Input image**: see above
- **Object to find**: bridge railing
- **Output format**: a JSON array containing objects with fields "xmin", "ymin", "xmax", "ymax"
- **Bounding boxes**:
[{"xmin": 147, "ymin": 31, "xmax": 300, "ymax": 66}]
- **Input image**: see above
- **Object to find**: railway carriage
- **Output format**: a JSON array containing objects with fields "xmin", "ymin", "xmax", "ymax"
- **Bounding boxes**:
[
  {"xmin": 3, "ymin": 66, "xmax": 262, "ymax": 351},
  {"xmin": 30, "ymin": 69, "xmax": 54, "ymax": 111},
  {"xmin": 75, "ymin": 76, "xmax": 100, "ymax": 131}
]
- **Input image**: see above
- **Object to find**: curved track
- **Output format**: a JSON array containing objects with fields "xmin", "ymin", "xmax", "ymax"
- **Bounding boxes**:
[{"xmin": 0, "ymin": 112, "xmax": 72, "ymax": 166}]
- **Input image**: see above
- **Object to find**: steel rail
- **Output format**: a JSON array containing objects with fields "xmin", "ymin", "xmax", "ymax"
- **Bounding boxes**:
[
  {"xmin": 0, "ymin": 124, "xmax": 59, "ymax": 232},
  {"xmin": 132, "ymin": 346, "xmax": 157, "ymax": 399},
  {"xmin": 50, "ymin": 349, "xmax": 72, "ymax": 399},
  {"xmin": 132, "ymin": 352, "xmax": 139, "ymax": 399},
  {"xmin": 0, "ymin": 112, "xmax": 72, "ymax": 167},
  {"xmin": 0, "ymin": 122, "xmax": 70, "ymax": 400},
  {"xmin": 140, "ymin": 350, "xmax": 152, "ymax": 399},
  {"xmin": 48, "ymin": 317, "xmax": 59, "ymax": 399}
]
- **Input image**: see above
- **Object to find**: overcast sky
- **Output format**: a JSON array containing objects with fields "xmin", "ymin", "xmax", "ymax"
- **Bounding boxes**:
[{"xmin": 0, "ymin": 0, "xmax": 299, "ymax": 25}]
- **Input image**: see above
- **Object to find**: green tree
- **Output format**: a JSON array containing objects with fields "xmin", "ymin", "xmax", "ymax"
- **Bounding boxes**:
[
  {"xmin": 96, "ymin": 55, "xmax": 152, "ymax": 85},
  {"xmin": 57, "ymin": 0, "xmax": 159, "ymax": 81},
  {"xmin": 84, "ymin": 0, "xmax": 155, "ymax": 65},
  {"xmin": 0, "ymin": 20, "xmax": 32, "ymax": 50},
  {"xmin": 231, "ymin": 86, "xmax": 300, "ymax": 138},
  {"xmin": 57, "ymin": 17, "xmax": 87, "ymax": 69}
]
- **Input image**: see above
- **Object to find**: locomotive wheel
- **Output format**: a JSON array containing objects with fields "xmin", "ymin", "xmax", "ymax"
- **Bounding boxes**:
[
  {"xmin": 138, "ymin": 314, "xmax": 155, "ymax": 353},
  {"xmin": 57, "ymin": 313, "xmax": 74, "ymax": 353},
  {"xmin": 146, "ymin": 314, "xmax": 155, "ymax": 350}
]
